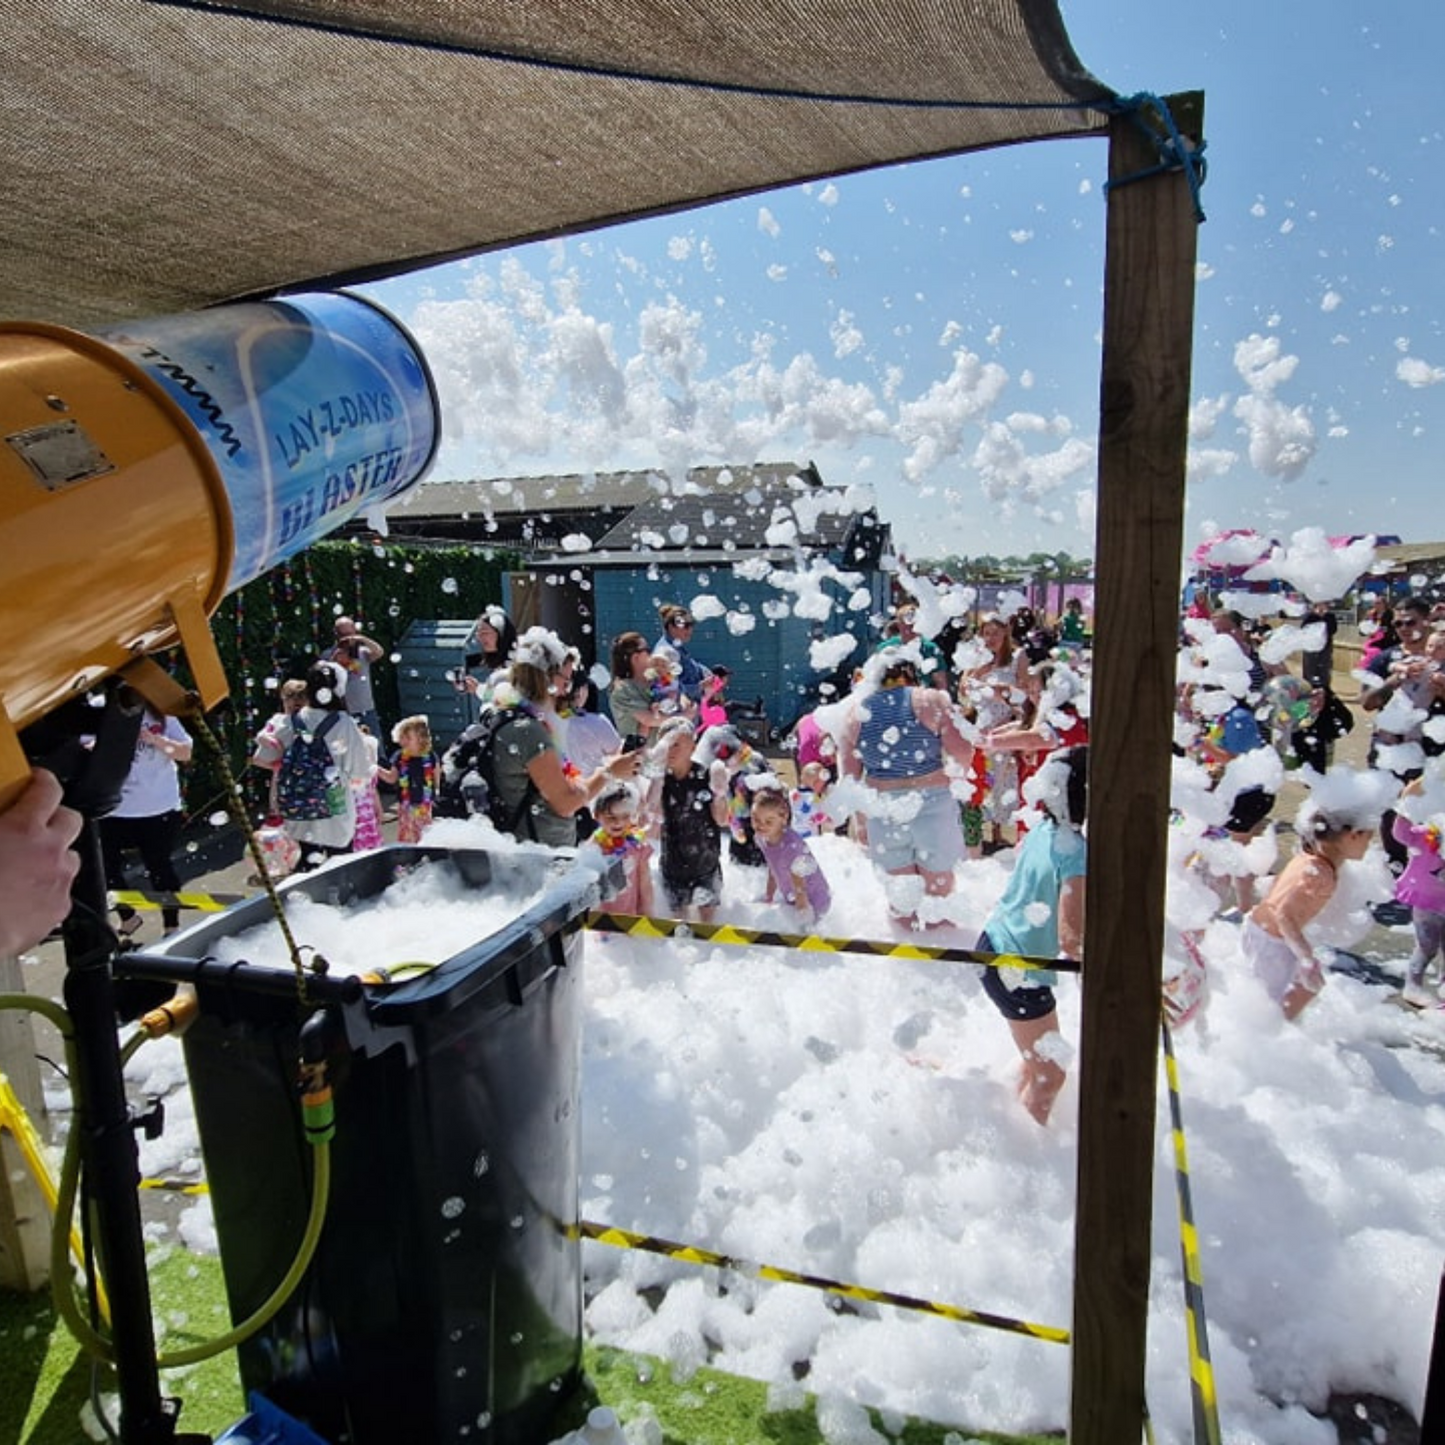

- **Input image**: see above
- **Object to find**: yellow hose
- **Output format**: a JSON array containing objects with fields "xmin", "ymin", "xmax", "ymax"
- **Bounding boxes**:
[
  {"xmin": 1, "ymin": 990, "xmax": 334, "ymax": 1368},
  {"xmin": 158, "ymin": 1141, "xmax": 331, "ymax": 1367}
]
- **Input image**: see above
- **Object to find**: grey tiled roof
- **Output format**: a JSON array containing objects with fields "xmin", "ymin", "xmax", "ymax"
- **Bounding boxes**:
[{"xmin": 381, "ymin": 462, "xmax": 868, "ymax": 557}]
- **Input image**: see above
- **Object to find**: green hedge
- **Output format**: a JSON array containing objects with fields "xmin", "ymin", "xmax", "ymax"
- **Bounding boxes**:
[{"xmin": 183, "ymin": 539, "xmax": 521, "ymax": 823}]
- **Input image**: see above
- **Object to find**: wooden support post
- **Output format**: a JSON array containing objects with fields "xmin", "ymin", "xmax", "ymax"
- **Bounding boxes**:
[
  {"xmin": 1070, "ymin": 92, "xmax": 1203, "ymax": 1444},
  {"xmin": 0, "ymin": 950, "xmax": 53, "ymax": 1291}
]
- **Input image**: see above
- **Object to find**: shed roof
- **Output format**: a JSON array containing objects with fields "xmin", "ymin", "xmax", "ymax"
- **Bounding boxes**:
[
  {"xmin": 2, "ymin": 1, "xmax": 1115, "ymax": 330},
  {"xmin": 378, "ymin": 462, "xmax": 872, "ymax": 561}
]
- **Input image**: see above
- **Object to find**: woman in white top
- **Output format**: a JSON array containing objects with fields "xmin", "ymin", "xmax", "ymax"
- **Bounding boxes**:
[{"xmin": 252, "ymin": 661, "xmax": 372, "ymax": 870}]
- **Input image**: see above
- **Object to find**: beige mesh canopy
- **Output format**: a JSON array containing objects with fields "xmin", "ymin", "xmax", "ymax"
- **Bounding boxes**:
[{"xmin": 1, "ymin": 0, "xmax": 1115, "ymax": 329}]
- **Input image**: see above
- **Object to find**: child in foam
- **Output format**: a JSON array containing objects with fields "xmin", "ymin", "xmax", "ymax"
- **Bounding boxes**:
[
  {"xmin": 646, "ymin": 645, "xmax": 688, "ymax": 719},
  {"xmin": 790, "ymin": 760, "xmax": 835, "ymax": 837},
  {"xmin": 1390, "ymin": 802, "xmax": 1445, "ymax": 1008},
  {"xmin": 1242, "ymin": 789, "xmax": 1382, "ymax": 1020},
  {"xmin": 694, "ymin": 721, "xmax": 776, "ymax": 870},
  {"xmin": 698, "ymin": 665, "xmax": 731, "ymax": 730},
  {"xmin": 590, "ymin": 783, "xmax": 655, "ymax": 918},
  {"xmin": 377, "ymin": 714, "xmax": 439, "ymax": 844},
  {"xmin": 350, "ymin": 723, "xmax": 385, "ymax": 851},
  {"xmin": 974, "ymin": 746, "xmax": 1087, "ymax": 1126},
  {"xmin": 648, "ymin": 717, "xmax": 731, "ymax": 922},
  {"xmin": 750, "ymin": 785, "xmax": 831, "ymax": 924}
]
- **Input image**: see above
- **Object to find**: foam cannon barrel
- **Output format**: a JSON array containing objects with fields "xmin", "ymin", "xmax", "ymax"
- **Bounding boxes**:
[{"xmin": 0, "ymin": 291, "xmax": 440, "ymax": 803}]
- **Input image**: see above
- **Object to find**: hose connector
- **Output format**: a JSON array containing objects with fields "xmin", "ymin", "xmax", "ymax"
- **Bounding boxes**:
[
  {"xmin": 298, "ymin": 1059, "xmax": 335, "ymax": 1147},
  {"xmin": 298, "ymin": 1008, "xmax": 339, "ymax": 1147},
  {"xmin": 137, "ymin": 987, "xmax": 199, "ymax": 1039}
]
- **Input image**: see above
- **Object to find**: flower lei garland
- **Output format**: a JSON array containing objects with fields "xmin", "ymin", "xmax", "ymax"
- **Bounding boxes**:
[
  {"xmin": 397, "ymin": 752, "xmax": 438, "ymax": 809},
  {"xmin": 594, "ymin": 826, "xmax": 648, "ymax": 858}
]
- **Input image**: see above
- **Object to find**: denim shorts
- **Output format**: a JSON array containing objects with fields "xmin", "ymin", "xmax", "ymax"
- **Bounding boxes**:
[{"xmin": 865, "ymin": 784, "xmax": 965, "ymax": 875}]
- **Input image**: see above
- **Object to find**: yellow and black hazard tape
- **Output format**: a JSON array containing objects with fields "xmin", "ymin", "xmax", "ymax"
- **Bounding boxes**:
[
  {"xmin": 583, "ymin": 911, "xmax": 1078, "ymax": 975},
  {"xmin": 1161, "ymin": 1020, "xmax": 1223, "ymax": 1445},
  {"xmin": 0, "ymin": 1072, "xmax": 110, "ymax": 1318},
  {"xmin": 139, "ymin": 1176, "xmax": 211, "ymax": 1196},
  {"xmin": 577, "ymin": 1219, "xmax": 1070, "ymax": 1345},
  {"xmin": 113, "ymin": 888, "xmax": 245, "ymax": 914}
]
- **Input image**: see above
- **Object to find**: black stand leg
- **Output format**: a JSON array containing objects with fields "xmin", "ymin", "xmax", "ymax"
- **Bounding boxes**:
[
  {"xmin": 1424, "ymin": 1265, "xmax": 1444, "ymax": 1439},
  {"xmin": 63, "ymin": 817, "xmax": 181, "ymax": 1445}
]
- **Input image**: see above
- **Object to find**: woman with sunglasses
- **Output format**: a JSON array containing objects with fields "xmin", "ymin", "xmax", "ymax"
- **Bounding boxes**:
[
  {"xmin": 655, "ymin": 603, "xmax": 714, "ymax": 704},
  {"xmin": 609, "ymin": 631, "xmax": 694, "ymax": 749}
]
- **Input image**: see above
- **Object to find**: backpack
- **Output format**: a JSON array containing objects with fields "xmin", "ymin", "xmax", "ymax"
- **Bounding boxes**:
[
  {"xmin": 435, "ymin": 706, "xmax": 540, "ymax": 838},
  {"xmin": 276, "ymin": 712, "xmax": 347, "ymax": 822}
]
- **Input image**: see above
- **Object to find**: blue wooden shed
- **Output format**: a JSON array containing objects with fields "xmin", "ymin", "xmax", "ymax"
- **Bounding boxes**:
[
  {"xmin": 376, "ymin": 461, "xmax": 894, "ymax": 740},
  {"xmin": 511, "ymin": 463, "xmax": 893, "ymax": 738}
]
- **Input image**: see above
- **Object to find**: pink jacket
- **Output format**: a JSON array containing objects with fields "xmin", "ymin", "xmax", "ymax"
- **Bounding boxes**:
[{"xmin": 1392, "ymin": 816, "xmax": 1445, "ymax": 915}]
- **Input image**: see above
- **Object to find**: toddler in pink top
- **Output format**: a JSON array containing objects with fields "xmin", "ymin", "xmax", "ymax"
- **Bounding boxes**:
[
  {"xmin": 591, "ymin": 784, "xmax": 655, "ymax": 918},
  {"xmin": 1391, "ymin": 810, "xmax": 1445, "ymax": 1007}
]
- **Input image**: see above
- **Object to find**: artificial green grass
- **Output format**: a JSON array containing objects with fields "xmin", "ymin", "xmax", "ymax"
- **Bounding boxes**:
[
  {"xmin": 2, "ymin": 1248, "xmax": 244, "ymax": 1444},
  {"xmin": 2, "ymin": 1253, "xmax": 1051, "ymax": 1445}
]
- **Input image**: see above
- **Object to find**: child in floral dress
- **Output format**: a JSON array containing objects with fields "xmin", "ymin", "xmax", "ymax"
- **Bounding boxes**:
[{"xmin": 378, "ymin": 715, "xmax": 439, "ymax": 843}]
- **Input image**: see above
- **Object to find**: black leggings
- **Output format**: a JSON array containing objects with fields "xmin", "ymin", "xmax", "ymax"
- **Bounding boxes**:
[
  {"xmin": 100, "ymin": 810, "xmax": 183, "ymax": 930},
  {"xmin": 977, "ymin": 929, "xmax": 1058, "ymax": 1021}
]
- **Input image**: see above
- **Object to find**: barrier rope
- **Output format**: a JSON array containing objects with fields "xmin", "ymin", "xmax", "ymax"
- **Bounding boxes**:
[
  {"xmin": 1102, "ymin": 92, "xmax": 1208, "ymax": 223},
  {"xmin": 1161, "ymin": 1020, "xmax": 1223, "ymax": 1445},
  {"xmin": 582, "ymin": 911, "xmax": 1079, "ymax": 974},
  {"xmin": 577, "ymin": 1219, "xmax": 1070, "ymax": 1345}
]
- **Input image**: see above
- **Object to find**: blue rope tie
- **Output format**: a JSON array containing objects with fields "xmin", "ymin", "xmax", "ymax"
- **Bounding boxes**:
[{"xmin": 1101, "ymin": 92, "xmax": 1208, "ymax": 223}]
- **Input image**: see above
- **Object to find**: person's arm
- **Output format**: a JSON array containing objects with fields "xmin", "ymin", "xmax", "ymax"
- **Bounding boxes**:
[
  {"xmin": 1360, "ymin": 655, "xmax": 1396, "ymax": 712},
  {"xmin": 251, "ymin": 718, "xmax": 287, "ymax": 770},
  {"xmin": 914, "ymin": 688, "xmax": 975, "ymax": 770},
  {"xmin": 707, "ymin": 766, "xmax": 733, "ymax": 828},
  {"xmin": 0, "ymin": 770, "xmax": 82, "ymax": 955},
  {"xmin": 836, "ymin": 706, "xmax": 864, "ymax": 782},
  {"xmin": 141, "ymin": 716, "xmax": 193, "ymax": 765},
  {"xmin": 612, "ymin": 680, "xmax": 668, "ymax": 735},
  {"xmin": 981, "ymin": 720, "xmax": 1057, "ymax": 753},
  {"xmin": 1058, "ymin": 875, "xmax": 1085, "ymax": 961},
  {"xmin": 635, "ymin": 846, "xmax": 655, "ymax": 916},
  {"xmin": 352, "ymin": 631, "xmax": 384, "ymax": 662},
  {"xmin": 526, "ymin": 741, "xmax": 640, "ymax": 818}
]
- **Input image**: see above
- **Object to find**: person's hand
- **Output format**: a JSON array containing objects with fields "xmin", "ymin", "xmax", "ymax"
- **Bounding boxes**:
[
  {"xmin": 0, "ymin": 769, "xmax": 82, "ymax": 955},
  {"xmin": 606, "ymin": 750, "xmax": 642, "ymax": 780}
]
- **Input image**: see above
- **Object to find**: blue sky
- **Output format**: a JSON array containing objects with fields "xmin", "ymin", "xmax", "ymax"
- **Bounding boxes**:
[{"xmin": 359, "ymin": 1, "xmax": 1444, "ymax": 562}]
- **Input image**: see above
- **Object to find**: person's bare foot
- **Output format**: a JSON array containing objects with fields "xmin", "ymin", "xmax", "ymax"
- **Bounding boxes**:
[{"xmin": 1016, "ymin": 1056, "xmax": 1066, "ymax": 1125}]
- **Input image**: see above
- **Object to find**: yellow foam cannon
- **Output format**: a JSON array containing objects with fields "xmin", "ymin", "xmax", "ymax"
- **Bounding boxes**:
[{"xmin": 0, "ymin": 292, "xmax": 439, "ymax": 805}]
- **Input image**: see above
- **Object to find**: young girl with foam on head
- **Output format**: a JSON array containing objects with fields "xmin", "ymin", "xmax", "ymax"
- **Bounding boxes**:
[
  {"xmin": 590, "ymin": 782, "xmax": 655, "ymax": 918},
  {"xmin": 377, "ymin": 715, "xmax": 439, "ymax": 844},
  {"xmin": 750, "ymin": 785, "xmax": 831, "ymax": 923}
]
